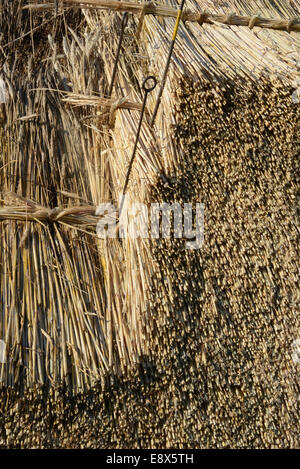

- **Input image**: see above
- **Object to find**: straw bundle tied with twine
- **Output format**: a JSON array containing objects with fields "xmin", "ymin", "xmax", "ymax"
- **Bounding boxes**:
[{"xmin": 0, "ymin": 0, "xmax": 299, "ymax": 449}]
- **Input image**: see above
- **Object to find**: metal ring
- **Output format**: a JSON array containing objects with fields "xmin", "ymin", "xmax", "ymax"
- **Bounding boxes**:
[
  {"xmin": 142, "ymin": 76, "xmax": 157, "ymax": 92},
  {"xmin": 122, "ymin": 12, "xmax": 129, "ymax": 28}
]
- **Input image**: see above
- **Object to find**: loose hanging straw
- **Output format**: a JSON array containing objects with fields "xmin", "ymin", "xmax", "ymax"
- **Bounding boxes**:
[{"xmin": 150, "ymin": 0, "xmax": 186, "ymax": 127}]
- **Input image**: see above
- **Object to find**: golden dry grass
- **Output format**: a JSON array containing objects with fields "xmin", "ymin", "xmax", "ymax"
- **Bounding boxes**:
[{"xmin": 0, "ymin": 0, "xmax": 299, "ymax": 448}]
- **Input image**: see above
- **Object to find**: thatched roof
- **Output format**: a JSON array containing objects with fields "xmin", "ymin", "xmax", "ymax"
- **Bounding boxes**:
[{"xmin": 0, "ymin": 0, "xmax": 299, "ymax": 448}]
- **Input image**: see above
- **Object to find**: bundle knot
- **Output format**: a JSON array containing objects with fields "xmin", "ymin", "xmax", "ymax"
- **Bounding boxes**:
[
  {"xmin": 287, "ymin": 18, "xmax": 296, "ymax": 33},
  {"xmin": 182, "ymin": 10, "xmax": 209, "ymax": 26},
  {"xmin": 33, "ymin": 206, "xmax": 62, "ymax": 222},
  {"xmin": 225, "ymin": 12, "xmax": 236, "ymax": 25},
  {"xmin": 109, "ymin": 96, "xmax": 130, "ymax": 127},
  {"xmin": 136, "ymin": 1, "xmax": 154, "ymax": 39}
]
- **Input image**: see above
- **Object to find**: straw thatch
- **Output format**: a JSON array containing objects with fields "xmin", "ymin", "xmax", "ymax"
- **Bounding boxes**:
[{"xmin": 0, "ymin": 0, "xmax": 299, "ymax": 449}]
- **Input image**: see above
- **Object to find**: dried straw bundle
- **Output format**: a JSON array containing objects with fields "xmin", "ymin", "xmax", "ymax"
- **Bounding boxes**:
[
  {"xmin": 25, "ymin": 0, "xmax": 300, "ymax": 32},
  {"xmin": 0, "ymin": 0, "xmax": 299, "ymax": 449}
]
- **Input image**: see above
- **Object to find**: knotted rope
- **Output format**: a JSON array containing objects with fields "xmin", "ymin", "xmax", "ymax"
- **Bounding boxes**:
[
  {"xmin": 248, "ymin": 14, "xmax": 259, "ymax": 29},
  {"xmin": 0, "ymin": 192, "xmax": 97, "ymax": 226}
]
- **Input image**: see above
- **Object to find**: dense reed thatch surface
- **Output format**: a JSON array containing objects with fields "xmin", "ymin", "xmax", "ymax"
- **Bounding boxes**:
[{"xmin": 0, "ymin": 0, "xmax": 299, "ymax": 448}]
